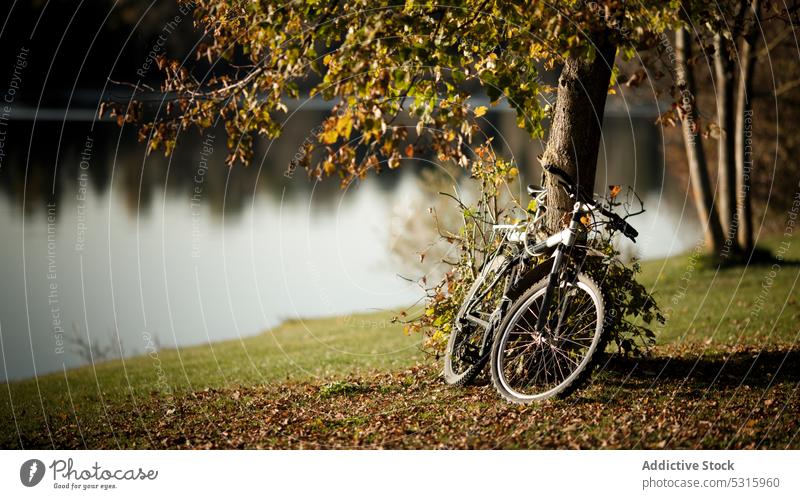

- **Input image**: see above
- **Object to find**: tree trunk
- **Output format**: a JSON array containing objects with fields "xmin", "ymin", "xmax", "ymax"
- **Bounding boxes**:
[
  {"xmin": 542, "ymin": 30, "xmax": 617, "ymax": 231},
  {"xmin": 675, "ymin": 28, "xmax": 726, "ymax": 253},
  {"xmin": 714, "ymin": 34, "xmax": 740, "ymax": 255},
  {"xmin": 735, "ymin": 0, "xmax": 759, "ymax": 252}
]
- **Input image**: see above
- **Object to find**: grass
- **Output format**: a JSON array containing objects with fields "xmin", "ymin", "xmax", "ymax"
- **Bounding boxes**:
[
  {"xmin": 636, "ymin": 239, "xmax": 799, "ymax": 345},
  {"xmin": 1, "ymin": 312, "xmax": 422, "ymax": 448},
  {"xmin": 1, "ymin": 237, "xmax": 798, "ymax": 449}
]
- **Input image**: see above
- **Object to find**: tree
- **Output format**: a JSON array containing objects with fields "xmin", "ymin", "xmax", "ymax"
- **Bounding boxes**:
[
  {"xmin": 674, "ymin": 27, "xmax": 726, "ymax": 252},
  {"xmin": 541, "ymin": 27, "xmax": 617, "ymax": 230},
  {"xmin": 734, "ymin": 0, "xmax": 760, "ymax": 252},
  {"xmin": 714, "ymin": 32, "xmax": 739, "ymax": 254},
  {"xmin": 110, "ymin": 0, "xmax": 681, "ymax": 230},
  {"xmin": 666, "ymin": 1, "xmax": 795, "ymax": 258}
]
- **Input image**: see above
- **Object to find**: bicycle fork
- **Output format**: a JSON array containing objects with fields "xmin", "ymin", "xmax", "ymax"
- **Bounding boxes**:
[{"xmin": 535, "ymin": 204, "xmax": 583, "ymax": 334}]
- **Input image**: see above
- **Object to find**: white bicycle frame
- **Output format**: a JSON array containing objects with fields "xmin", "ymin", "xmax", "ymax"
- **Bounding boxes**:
[{"xmin": 493, "ymin": 201, "xmax": 595, "ymax": 257}]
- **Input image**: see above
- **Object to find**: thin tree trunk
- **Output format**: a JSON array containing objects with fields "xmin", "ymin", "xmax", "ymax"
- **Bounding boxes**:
[
  {"xmin": 714, "ymin": 34, "xmax": 740, "ymax": 255},
  {"xmin": 735, "ymin": 0, "xmax": 759, "ymax": 252},
  {"xmin": 542, "ymin": 30, "xmax": 617, "ymax": 231},
  {"xmin": 675, "ymin": 28, "xmax": 725, "ymax": 252}
]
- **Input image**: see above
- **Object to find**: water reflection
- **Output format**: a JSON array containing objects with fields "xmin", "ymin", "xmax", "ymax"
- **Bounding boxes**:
[{"xmin": 0, "ymin": 119, "xmax": 425, "ymax": 381}]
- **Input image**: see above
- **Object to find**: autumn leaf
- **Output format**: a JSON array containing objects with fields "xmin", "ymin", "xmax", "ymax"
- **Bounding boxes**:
[
  {"xmin": 388, "ymin": 152, "xmax": 401, "ymax": 169},
  {"xmin": 704, "ymin": 122, "xmax": 722, "ymax": 140},
  {"xmin": 625, "ymin": 69, "xmax": 648, "ymax": 88},
  {"xmin": 655, "ymin": 109, "xmax": 677, "ymax": 127},
  {"xmin": 320, "ymin": 128, "xmax": 338, "ymax": 144},
  {"xmin": 335, "ymin": 114, "xmax": 353, "ymax": 140},
  {"xmin": 474, "ymin": 105, "xmax": 488, "ymax": 117},
  {"xmin": 609, "ymin": 185, "xmax": 621, "ymax": 199}
]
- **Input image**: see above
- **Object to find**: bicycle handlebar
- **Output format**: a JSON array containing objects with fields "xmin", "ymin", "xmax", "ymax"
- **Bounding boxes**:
[
  {"xmin": 542, "ymin": 164, "xmax": 638, "ymax": 242},
  {"xmin": 597, "ymin": 206, "xmax": 638, "ymax": 242}
]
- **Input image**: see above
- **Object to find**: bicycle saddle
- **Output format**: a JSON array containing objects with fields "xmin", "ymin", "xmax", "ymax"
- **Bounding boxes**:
[
  {"xmin": 542, "ymin": 164, "xmax": 575, "ymax": 189},
  {"xmin": 543, "ymin": 163, "xmax": 592, "ymax": 202}
]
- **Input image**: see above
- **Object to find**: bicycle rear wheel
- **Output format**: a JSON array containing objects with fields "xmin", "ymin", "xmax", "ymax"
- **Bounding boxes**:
[
  {"xmin": 443, "ymin": 253, "xmax": 508, "ymax": 386},
  {"xmin": 490, "ymin": 273, "xmax": 605, "ymax": 403}
]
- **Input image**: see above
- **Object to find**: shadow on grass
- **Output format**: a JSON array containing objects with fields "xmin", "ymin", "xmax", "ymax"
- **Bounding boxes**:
[
  {"xmin": 601, "ymin": 349, "xmax": 800, "ymax": 389},
  {"xmin": 698, "ymin": 245, "xmax": 800, "ymax": 269}
]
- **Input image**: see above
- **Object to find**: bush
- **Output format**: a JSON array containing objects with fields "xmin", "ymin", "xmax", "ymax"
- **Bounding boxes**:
[{"xmin": 400, "ymin": 161, "xmax": 664, "ymax": 357}]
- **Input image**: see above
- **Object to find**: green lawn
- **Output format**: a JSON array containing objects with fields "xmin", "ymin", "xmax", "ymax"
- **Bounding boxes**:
[
  {"xmin": 1, "ymin": 311, "xmax": 422, "ymax": 448},
  {"xmin": 1, "ymin": 236, "xmax": 798, "ymax": 449},
  {"xmin": 637, "ymin": 237, "xmax": 799, "ymax": 346}
]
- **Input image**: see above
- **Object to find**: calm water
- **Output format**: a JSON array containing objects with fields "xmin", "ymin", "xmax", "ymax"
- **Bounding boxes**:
[{"xmin": 0, "ymin": 113, "xmax": 700, "ymax": 381}]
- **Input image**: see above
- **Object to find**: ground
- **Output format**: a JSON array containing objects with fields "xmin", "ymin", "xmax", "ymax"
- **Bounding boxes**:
[{"xmin": 2, "ymin": 237, "xmax": 798, "ymax": 449}]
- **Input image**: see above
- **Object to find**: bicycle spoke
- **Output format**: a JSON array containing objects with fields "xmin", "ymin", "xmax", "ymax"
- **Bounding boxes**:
[
  {"xmin": 557, "ymin": 336, "xmax": 591, "ymax": 350},
  {"xmin": 551, "ymin": 346, "xmax": 581, "ymax": 368}
]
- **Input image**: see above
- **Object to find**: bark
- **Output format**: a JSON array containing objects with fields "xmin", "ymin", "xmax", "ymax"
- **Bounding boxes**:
[
  {"xmin": 714, "ymin": 34, "xmax": 740, "ymax": 255},
  {"xmin": 542, "ymin": 30, "xmax": 617, "ymax": 231},
  {"xmin": 675, "ymin": 28, "xmax": 725, "ymax": 252},
  {"xmin": 735, "ymin": 0, "xmax": 760, "ymax": 252}
]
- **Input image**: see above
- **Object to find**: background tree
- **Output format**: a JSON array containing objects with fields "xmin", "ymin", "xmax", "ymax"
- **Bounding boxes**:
[
  {"xmin": 661, "ymin": 1, "xmax": 799, "ymax": 258},
  {"xmin": 674, "ymin": 26, "xmax": 726, "ymax": 253},
  {"xmin": 734, "ymin": 0, "xmax": 760, "ymax": 252}
]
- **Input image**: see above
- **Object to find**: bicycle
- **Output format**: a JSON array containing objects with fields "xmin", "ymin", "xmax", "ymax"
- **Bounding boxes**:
[{"xmin": 443, "ymin": 164, "xmax": 639, "ymax": 403}]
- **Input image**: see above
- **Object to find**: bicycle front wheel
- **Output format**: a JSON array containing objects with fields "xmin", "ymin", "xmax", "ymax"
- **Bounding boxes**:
[{"xmin": 490, "ymin": 273, "xmax": 605, "ymax": 403}]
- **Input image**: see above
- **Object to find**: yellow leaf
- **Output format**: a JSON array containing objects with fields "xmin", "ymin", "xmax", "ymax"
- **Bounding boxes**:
[
  {"xmin": 474, "ymin": 106, "xmax": 488, "ymax": 117},
  {"xmin": 335, "ymin": 114, "xmax": 353, "ymax": 140},
  {"xmin": 609, "ymin": 185, "xmax": 621, "ymax": 199},
  {"xmin": 320, "ymin": 128, "xmax": 338, "ymax": 144}
]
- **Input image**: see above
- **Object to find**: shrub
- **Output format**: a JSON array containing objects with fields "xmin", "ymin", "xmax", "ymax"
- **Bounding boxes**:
[{"xmin": 401, "ymin": 163, "xmax": 663, "ymax": 357}]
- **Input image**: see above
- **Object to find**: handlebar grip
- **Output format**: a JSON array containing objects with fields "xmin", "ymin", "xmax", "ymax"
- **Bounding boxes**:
[
  {"xmin": 620, "ymin": 221, "xmax": 638, "ymax": 241},
  {"xmin": 598, "ymin": 206, "xmax": 638, "ymax": 241}
]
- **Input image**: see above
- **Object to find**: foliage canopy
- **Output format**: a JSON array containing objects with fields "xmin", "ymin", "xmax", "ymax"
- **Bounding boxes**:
[{"xmin": 119, "ymin": 0, "xmax": 681, "ymax": 182}]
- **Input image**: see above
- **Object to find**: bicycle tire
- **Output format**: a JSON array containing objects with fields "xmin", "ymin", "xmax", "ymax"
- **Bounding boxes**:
[{"xmin": 490, "ymin": 273, "xmax": 607, "ymax": 403}]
